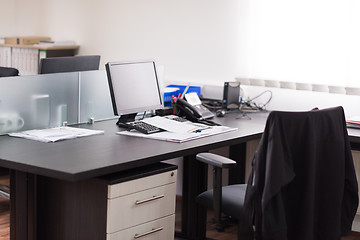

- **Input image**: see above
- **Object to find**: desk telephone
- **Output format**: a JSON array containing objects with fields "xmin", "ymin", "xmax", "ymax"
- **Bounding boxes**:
[{"xmin": 176, "ymin": 92, "xmax": 215, "ymax": 123}]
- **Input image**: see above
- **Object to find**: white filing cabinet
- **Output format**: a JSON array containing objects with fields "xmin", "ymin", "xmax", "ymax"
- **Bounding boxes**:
[
  {"xmin": 106, "ymin": 168, "xmax": 177, "ymax": 239},
  {"xmin": 36, "ymin": 162, "xmax": 177, "ymax": 240}
]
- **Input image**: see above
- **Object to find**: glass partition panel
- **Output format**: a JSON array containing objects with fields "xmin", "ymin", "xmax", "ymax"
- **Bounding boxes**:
[
  {"xmin": 0, "ymin": 73, "xmax": 79, "ymax": 134},
  {"xmin": 79, "ymin": 70, "xmax": 115, "ymax": 123}
]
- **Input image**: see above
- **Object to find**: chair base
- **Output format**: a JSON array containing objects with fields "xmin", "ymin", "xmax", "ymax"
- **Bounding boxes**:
[
  {"xmin": 211, "ymin": 215, "xmax": 238, "ymax": 232},
  {"xmin": 0, "ymin": 185, "xmax": 10, "ymax": 199}
]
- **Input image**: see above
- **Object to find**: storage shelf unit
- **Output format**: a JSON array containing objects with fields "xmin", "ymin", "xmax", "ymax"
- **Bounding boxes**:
[{"xmin": 0, "ymin": 44, "xmax": 79, "ymax": 75}]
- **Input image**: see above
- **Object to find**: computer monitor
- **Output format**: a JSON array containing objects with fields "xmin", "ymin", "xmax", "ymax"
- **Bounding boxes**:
[
  {"xmin": 105, "ymin": 60, "xmax": 163, "ymax": 125},
  {"xmin": 38, "ymin": 55, "xmax": 101, "ymax": 74}
]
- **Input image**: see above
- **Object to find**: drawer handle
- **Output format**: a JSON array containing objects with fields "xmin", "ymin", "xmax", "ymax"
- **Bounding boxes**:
[
  {"xmin": 135, "ymin": 195, "xmax": 164, "ymax": 205},
  {"xmin": 134, "ymin": 227, "xmax": 163, "ymax": 239}
]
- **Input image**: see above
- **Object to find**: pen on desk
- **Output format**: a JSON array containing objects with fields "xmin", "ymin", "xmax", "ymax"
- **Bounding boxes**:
[
  {"xmin": 181, "ymin": 83, "xmax": 190, "ymax": 99},
  {"xmin": 192, "ymin": 126, "xmax": 211, "ymax": 133},
  {"xmin": 172, "ymin": 95, "xmax": 178, "ymax": 114}
]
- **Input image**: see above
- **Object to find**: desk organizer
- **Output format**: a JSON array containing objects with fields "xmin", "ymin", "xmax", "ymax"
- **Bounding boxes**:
[{"xmin": 164, "ymin": 84, "xmax": 201, "ymax": 107}]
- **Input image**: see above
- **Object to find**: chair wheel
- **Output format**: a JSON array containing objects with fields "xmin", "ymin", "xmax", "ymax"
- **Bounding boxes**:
[{"xmin": 215, "ymin": 223, "xmax": 225, "ymax": 232}]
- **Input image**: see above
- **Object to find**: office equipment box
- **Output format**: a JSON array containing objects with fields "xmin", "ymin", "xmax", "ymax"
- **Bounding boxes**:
[
  {"xmin": 164, "ymin": 84, "xmax": 201, "ymax": 107},
  {"xmin": 36, "ymin": 162, "xmax": 177, "ymax": 240}
]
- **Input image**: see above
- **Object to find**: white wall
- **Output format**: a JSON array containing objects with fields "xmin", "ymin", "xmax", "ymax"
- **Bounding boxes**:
[
  {"xmin": 2, "ymin": 0, "xmax": 244, "ymax": 86},
  {"xmin": 240, "ymin": 85, "xmax": 360, "ymax": 118},
  {"xmin": 0, "ymin": 0, "xmax": 16, "ymax": 35}
]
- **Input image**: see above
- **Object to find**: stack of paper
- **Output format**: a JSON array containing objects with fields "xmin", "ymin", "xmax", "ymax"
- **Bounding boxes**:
[
  {"xmin": 34, "ymin": 41, "xmax": 77, "ymax": 47},
  {"xmin": 346, "ymin": 116, "xmax": 360, "ymax": 129},
  {"xmin": 117, "ymin": 116, "xmax": 237, "ymax": 143},
  {"xmin": 9, "ymin": 126, "xmax": 104, "ymax": 143}
]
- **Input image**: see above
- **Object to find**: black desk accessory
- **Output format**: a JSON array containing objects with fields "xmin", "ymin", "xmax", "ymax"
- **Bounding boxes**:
[
  {"xmin": 223, "ymin": 82, "xmax": 240, "ymax": 110},
  {"xmin": 216, "ymin": 109, "xmax": 226, "ymax": 117}
]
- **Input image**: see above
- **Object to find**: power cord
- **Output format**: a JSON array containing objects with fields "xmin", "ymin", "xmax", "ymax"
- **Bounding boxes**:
[
  {"xmin": 200, "ymin": 99, "xmax": 223, "ymax": 111},
  {"xmin": 241, "ymin": 90, "xmax": 272, "ymax": 111}
]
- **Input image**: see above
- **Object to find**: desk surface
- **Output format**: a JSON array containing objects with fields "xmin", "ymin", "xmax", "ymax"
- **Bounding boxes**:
[
  {"xmin": 0, "ymin": 112, "xmax": 268, "ymax": 181},
  {"xmin": 1, "ymin": 111, "xmax": 360, "ymax": 182}
]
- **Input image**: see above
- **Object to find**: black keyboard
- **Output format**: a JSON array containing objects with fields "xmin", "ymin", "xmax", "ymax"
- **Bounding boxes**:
[
  {"xmin": 164, "ymin": 115, "xmax": 189, "ymax": 122},
  {"xmin": 127, "ymin": 121, "xmax": 162, "ymax": 134},
  {"xmin": 169, "ymin": 116, "xmax": 188, "ymax": 122}
]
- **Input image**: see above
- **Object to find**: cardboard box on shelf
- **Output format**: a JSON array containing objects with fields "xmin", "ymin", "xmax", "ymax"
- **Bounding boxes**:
[
  {"xmin": 5, "ymin": 36, "xmax": 51, "ymax": 45},
  {"xmin": 4, "ymin": 37, "xmax": 18, "ymax": 45}
]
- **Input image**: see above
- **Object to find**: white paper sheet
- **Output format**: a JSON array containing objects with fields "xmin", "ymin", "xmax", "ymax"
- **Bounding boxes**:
[
  {"xmin": 9, "ymin": 126, "xmax": 104, "ymax": 143},
  {"xmin": 117, "ymin": 125, "xmax": 237, "ymax": 143},
  {"xmin": 142, "ymin": 116, "xmax": 213, "ymax": 134}
]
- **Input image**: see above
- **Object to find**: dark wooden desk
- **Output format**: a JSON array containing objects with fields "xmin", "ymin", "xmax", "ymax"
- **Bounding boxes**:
[
  {"xmin": 1, "ymin": 111, "xmax": 359, "ymax": 239},
  {"xmin": 0, "ymin": 112, "xmax": 267, "ymax": 182},
  {"xmin": 347, "ymin": 127, "xmax": 360, "ymax": 150},
  {"xmin": 0, "ymin": 112, "xmax": 264, "ymax": 240}
]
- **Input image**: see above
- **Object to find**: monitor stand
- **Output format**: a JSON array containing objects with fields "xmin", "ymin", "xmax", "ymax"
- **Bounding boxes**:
[{"xmin": 116, "ymin": 113, "xmax": 137, "ymax": 128}]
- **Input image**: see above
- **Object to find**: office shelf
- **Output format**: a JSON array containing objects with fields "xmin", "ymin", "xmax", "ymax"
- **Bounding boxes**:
[{"xmin": 0, "ymin": 43, "xmax": 79, "ymax": 75}]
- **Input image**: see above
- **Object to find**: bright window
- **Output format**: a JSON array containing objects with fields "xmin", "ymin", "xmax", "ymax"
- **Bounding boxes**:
[{"xmin": 240, "ymin": 0, "xmax": 360, "ymax": 87}]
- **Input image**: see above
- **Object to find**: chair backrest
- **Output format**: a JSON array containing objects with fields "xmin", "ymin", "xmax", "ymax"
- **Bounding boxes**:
[
  {"xmin": 240, "ymin": 106, "xmax": 359, "ymax": 240},
  {"xmin": 38, "ymin": 55, "xmax": 100, "ymax": 74},
  {"xmin": 0, "ymin": 67, "xmax": 19, "ymax": 77}
]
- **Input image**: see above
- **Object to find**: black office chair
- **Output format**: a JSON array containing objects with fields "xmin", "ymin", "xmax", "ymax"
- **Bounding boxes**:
[
  {"xmin": 196, "ymin": 106, "xmax": 359, "ymax": 240},
  {"xmin": 0, "ymin": 67, "xmax": 18, "ymax": 199},
  {"xmin": 38, "ymin": 55, "xmax": 100, "ymax": 74},
  {"xmin": 196, "ymin": 153, "xmax": 245, "ymax": 233},
  {"xmin": 0, "ymin": 67, "xmax": 19, "ymax": 77}
]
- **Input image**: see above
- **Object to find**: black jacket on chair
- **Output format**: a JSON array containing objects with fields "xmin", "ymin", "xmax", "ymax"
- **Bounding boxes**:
[{"xmin": 239, "ymin": 106, "xmax": 359, "ymax": 240}]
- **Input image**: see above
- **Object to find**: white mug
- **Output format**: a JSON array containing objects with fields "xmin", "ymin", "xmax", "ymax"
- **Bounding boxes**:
[{"xmin": 0, "ymin": 113, "xmax": 25, "ymax": 133}]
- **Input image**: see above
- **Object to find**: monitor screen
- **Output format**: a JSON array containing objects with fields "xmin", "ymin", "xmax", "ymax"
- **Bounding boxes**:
[
  {"xmin": 39, "ymin": 55, "xmax": 100, "ymax": 74},
  {"xmin": 105, "ymin": 60, "xmax": 163, "ymax": 120}
]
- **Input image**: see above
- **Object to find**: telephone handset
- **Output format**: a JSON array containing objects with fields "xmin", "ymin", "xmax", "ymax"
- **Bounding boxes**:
[
  {"xmin": 176, "ymin": 98, "xmax": 202, "ymax": 121},
  {"xmin": 175, "ymin": 93, "xmax": 216, "ymax": 124}
]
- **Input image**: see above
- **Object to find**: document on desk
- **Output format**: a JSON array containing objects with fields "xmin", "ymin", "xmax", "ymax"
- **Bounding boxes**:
[
  {"xmin": 9, "ymin": 126, "xmax": 104, "ymax": 143},
  {"xmin": 346, "ymin": 116, "xmax": 360, "ymax": 129},
  {"xmin": 117, "ymin": 116, "xmax": 237, "ymax": 143},
  {"xmin": 142, "ymin": 116, "xmax": 203, "ymax": 133}
]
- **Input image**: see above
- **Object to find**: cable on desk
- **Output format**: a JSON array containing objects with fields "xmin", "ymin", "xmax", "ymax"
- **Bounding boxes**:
[
  {"xmin": 200, "ymin": 99, "xmax": 223, "ymax": 111},
  {"xmin": 241, "ymin": 90, "xmax": 272, "ymax": 111}
]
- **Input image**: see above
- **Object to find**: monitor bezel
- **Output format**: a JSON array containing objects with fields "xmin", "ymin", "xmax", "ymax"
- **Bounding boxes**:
[{"xmin": 105, "ymin": 59, "xmax": 163, "ymax": 118}]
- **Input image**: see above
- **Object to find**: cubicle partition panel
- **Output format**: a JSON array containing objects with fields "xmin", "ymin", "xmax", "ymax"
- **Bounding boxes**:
[
  {"xmin": 79, "ymin": 70, "xmax": 114, "ymax": 123},
  {"xmin": 0, "ymin": 73, "xmax": 79, "ymax": 134},
  {"xmin": 0, "ymin": 70, "xmax": 115, "ymax": 135}
]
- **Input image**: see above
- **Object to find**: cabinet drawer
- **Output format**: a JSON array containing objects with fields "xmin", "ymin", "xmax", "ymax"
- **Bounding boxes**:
[
  {"xmin": 108, "ymin": 170, "xmax": 177, "ymax": 199},
  {"xmin": 107, "ymin": 183, "xmax": 176, "ymax": 233},
  {"xmin": 107, "ymin": 214, "xmax": 175, "ymax": 240}
]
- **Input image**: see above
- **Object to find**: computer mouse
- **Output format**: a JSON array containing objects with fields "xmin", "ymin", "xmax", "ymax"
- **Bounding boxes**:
[{"xmin": 216, "ymin": 109, "xmax": 226, "ymax": 117}]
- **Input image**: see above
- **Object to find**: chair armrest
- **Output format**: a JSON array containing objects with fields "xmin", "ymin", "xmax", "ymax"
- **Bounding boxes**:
[{"xmin": 196, "ymin": 153, "xmax": 236, "ymax": 168}]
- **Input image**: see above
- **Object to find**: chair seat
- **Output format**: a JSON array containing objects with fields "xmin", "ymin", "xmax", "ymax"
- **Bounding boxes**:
[
  {"xmin": 0, "ymin": 67, "xmax": 19, "ymax": 77},
  {"xmin": 196, "ymin": 184, "xmax": 247, "ymax": 220}
]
